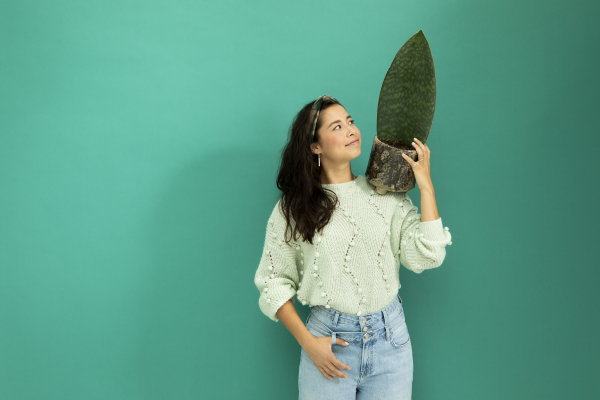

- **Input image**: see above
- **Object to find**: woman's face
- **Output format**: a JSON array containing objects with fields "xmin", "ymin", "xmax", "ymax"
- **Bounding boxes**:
[{"xmin": 311, "ymin": 104, "xmax": 361, "ymax": 163}]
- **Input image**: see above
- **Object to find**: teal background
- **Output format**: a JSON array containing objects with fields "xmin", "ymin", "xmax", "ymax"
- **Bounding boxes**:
[{"xmin": 1, "ymin": 0, "xmax": 598, "ymax": 398}]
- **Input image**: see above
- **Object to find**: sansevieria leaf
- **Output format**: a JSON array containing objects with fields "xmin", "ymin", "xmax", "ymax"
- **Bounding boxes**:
[{"xmin": 377, "ymin": 30, "xmax": 436, "ymax": 146}]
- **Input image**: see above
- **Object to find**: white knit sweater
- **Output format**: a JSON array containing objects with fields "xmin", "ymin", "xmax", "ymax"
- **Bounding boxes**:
[{"xmin": 253, "ymin": 174, "xmax": 453, "ymax": 322}]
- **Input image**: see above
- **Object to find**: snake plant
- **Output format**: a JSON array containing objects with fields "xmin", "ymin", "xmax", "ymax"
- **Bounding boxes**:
[{"xmin": 366, "ymin": 30, "xmax": 436, "ymax": 194}]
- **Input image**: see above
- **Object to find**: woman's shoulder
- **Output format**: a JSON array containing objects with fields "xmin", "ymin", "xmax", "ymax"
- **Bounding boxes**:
[
  {"xmin": 267, "ymin": 197, "xmax": 298, "ymax": 230},
  {"xmin": 267, "ymin": 198, "xmax": 286, "ymax": 223}
]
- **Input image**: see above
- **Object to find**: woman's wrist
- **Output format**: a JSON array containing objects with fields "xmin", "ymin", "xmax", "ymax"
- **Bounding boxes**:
[{"xmin": 298, "ymin": 330, "xmax": 316, "ymax": 349}]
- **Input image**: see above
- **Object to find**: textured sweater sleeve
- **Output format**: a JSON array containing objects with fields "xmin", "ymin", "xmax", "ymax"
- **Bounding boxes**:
[
  {"xmin": 391, "ymin": 193, "xmax": 453, "ymax": 274},
  {"xmin": 253, "ymin": 201, "xmax": 299, "ymax": 322}
]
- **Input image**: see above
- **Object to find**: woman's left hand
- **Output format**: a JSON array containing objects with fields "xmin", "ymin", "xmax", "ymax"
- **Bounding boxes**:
[{"xmin": 400, "ymin": 137, "xmax": 434, "ymax": 191}]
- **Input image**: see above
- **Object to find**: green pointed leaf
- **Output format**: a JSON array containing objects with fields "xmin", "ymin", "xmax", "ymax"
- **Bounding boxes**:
[{"xmin": 377, "ymin": 30, "xmax": 436, "ymax": 146}]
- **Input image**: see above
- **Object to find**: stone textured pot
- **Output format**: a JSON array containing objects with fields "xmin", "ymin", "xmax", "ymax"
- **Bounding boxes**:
[{"xmin": 366, "ymin": 136, "xmax": 418, "ymax": 194}]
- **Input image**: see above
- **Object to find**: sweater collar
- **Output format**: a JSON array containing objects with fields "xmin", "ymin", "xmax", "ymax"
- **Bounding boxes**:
[{"xmin": 321, "ymin": 174, "xmax": 363, "ymax": 195}]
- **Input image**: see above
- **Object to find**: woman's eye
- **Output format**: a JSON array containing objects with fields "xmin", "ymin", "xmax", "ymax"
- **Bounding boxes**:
[{"xmin": 334, "ymin": 120, "xmax": 355, "ymax": 130}]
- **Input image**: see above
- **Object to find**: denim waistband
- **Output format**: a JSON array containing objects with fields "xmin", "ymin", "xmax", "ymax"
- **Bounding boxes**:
[{"xmin": 308, "ymin": 293, "xmax": 404, "ymax": 344}]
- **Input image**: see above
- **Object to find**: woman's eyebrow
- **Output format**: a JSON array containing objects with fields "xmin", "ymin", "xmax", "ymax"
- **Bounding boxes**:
[{"xmin": 327, "ymin": 115, "xmax": 352, "ymax": 129}]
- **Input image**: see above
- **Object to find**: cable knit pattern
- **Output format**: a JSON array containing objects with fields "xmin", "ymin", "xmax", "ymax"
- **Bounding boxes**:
[{"xmin": 253, "ymin": 175, "xmax": 453, "ymax": 322}]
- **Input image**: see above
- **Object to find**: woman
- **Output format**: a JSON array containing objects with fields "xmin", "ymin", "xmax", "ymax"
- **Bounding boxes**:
[{"xmin": 253, "ymin": 95, "xmax": 453, "ymax": 399}]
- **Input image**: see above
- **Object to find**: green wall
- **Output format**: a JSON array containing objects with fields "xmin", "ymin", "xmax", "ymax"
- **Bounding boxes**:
[{"xmin": 1, "ymin": 0, "xmax": 598, "ymax": 398}]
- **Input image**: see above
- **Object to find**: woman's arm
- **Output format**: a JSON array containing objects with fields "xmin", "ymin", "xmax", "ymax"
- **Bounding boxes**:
[
  {"xmin": 392, "ymin": 193, "xmax": 451, "ymax": 273},
  {"xmin": 401, "ymin": 136, "xmax": 438, "ymax": 222},
  {"xmin": 254, "ymin": 200, "xmax": 300, "ymax": 322},
  {"xmin": 276, "ymin": 300, "xmax": 314, "ymax": 349},
  {"xmin": 419, "ymin": 185, "xmax": 439, "ymax": 222},
  {"xmin": 394, "ymin": 138, "xmax": 452, "ymax": 272}
]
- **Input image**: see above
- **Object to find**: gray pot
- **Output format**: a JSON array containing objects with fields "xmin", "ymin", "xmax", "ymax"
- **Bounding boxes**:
[{"xmin": 365, "ymin": 135, "xmax": 417, "ymax": 194}]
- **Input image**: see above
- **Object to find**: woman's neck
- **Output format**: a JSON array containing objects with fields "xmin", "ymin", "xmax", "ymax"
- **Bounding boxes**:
[{"xmin": 320, "ymin": 172, "xmax": 357, "ymax": 185}]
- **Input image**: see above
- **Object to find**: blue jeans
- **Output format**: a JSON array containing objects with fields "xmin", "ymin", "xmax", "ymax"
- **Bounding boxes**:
[{"xmin": 298, "ymin": 293, "xmax": 413, "ymax": 399}]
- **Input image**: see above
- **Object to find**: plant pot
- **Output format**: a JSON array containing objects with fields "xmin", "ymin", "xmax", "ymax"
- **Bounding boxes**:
[{"xmin": 365, "ymin": 135, "xmax": 417, "ymax": 194}]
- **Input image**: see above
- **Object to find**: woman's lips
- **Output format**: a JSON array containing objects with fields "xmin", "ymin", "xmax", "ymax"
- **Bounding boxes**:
[{"xmin": 346, "ymin": 139, "xmax": 359, "ymax": 146}]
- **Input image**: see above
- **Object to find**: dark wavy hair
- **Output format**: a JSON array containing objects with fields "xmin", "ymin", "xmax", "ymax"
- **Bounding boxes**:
[{"xmin": 276, "ymin": 96, "xmax": 345, "ymax": 245}]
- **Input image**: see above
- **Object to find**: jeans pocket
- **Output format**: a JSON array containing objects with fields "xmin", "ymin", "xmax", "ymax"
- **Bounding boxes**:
[
  {"xmin": 332, "ymin": 321, "xmax": 362, "ymax": 344},
  {"xmin": 306, "ymin": 314, "xmax": 333, "ymax": 338},
  {"xmin": 389, "ymin": 314, "xmax": 411, "ymax": 348},
  {"xmin": 306, "ymin": 313, "xmax": 362, "ymax": 344}
]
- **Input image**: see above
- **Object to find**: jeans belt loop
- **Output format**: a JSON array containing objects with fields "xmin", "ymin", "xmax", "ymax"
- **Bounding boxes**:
[
  {"xmin": 331, "ymin": 311, "xmax": 340, "ymax": 344},
  {"xmin": 382, "ymin": 308, "xmax": 391, "ymax": 341}
]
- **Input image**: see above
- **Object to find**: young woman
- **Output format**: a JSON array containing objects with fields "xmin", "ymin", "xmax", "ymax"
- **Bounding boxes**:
[{"xmin": 254, "ymin": 95, "xmax": 453, "ymax": 399}]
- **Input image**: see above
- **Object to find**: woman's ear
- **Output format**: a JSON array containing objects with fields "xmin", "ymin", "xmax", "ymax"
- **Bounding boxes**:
[{"xmin": 310, "ymin": 143, "xmax": 320, "ymax": 155}]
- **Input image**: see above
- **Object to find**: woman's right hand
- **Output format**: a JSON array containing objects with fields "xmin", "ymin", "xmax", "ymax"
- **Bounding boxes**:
[{"xmin": 303, "ymin": 335, "xmax": 352, "ymax": 380}]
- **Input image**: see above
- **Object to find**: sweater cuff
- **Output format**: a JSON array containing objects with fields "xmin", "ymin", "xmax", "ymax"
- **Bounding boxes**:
[
  {"xmin": 418, "ymin": 217, "xmax": 447, "ymax": 241},
  {"xmin": 260, "ymin": 286, "xmax": 297, "ymax": 323}
]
